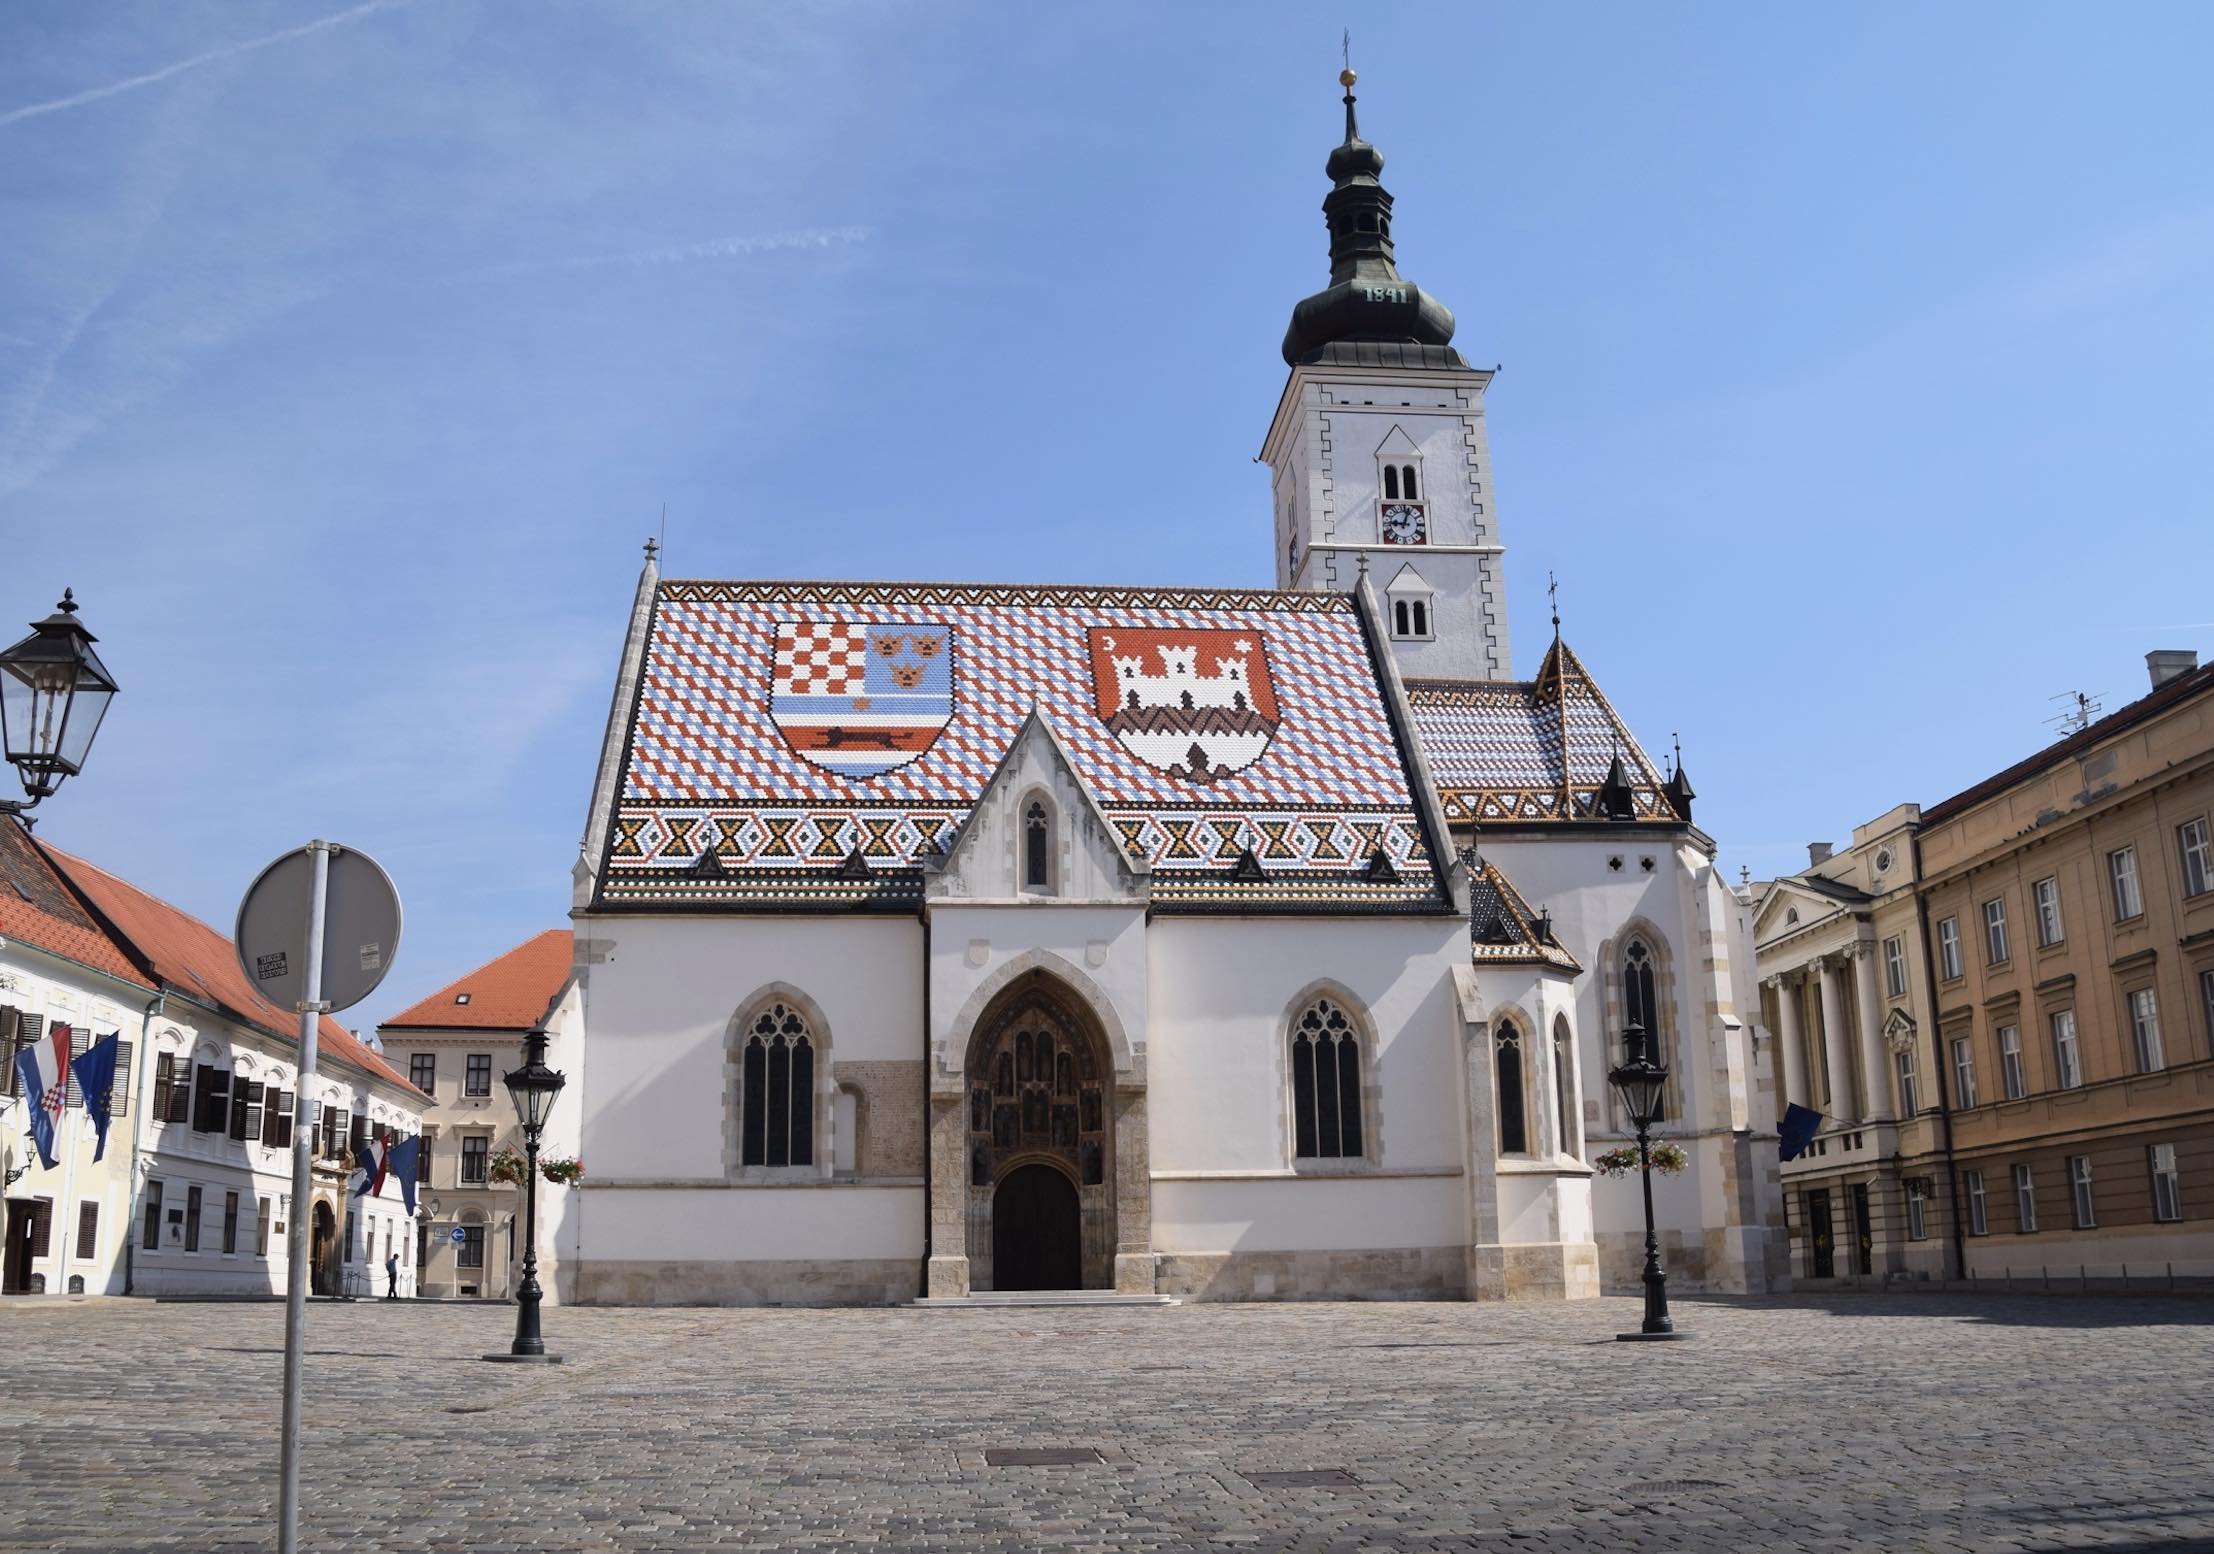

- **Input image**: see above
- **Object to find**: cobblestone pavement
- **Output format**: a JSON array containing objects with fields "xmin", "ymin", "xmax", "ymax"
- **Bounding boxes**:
[{"xmin": 3, "ymin": 1292, "xmax": 2212, "ymax": 1553}]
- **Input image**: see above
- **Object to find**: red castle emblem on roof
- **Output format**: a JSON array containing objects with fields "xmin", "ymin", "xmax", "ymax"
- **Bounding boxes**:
[{"xmin": 1085, "ymin": 627, "xmax": 1280, "ymax": 783}]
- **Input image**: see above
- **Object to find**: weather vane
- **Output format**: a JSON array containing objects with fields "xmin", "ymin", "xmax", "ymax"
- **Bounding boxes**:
[{"xmin": 1548, "ymin": 571, "xmax": 1561, "ymax": 638}]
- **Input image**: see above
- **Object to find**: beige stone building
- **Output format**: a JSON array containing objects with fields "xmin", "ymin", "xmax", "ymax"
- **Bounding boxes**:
[
  {"xmin": 376, "ymin": 929, "xmax": 573, "ymax": 1299},
  {"xmin": 1756, "ymin": 650, "xmax": 2214, "ymax": 1285}
]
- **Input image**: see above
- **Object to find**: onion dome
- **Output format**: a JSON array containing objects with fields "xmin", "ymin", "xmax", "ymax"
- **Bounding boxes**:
[{"xmin": 1281, "ymin": 69, "xmax": 1459, "ymax": 366}]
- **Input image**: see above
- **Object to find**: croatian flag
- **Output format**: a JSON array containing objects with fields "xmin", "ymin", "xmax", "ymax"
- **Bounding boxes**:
[
  {"xmin": 349, "ymin": 1138, "xmax": 390, "ymax": 1199},
  {"xmin": 11, "ymin": 1021, "xmax": 73, "ymax": 1171}
]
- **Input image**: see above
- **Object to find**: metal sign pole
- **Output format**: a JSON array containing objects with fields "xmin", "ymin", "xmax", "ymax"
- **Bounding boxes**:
[{"xmin": 277, "ymin": 841, "xmax": 331, "ymax": 1554}]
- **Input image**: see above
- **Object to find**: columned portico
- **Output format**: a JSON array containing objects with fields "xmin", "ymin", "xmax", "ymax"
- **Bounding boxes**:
[
  {"xmin": 1767, "ymin": 974, "xmax": 1808, "ymax": 1108},
  {"xmin": 1815, "ymin": 955, "xmax": 1856, "ymax": 1121},
  {"xmin": 1849, "ymin": 941, "xmax": 1891, "ymax": 1122}
]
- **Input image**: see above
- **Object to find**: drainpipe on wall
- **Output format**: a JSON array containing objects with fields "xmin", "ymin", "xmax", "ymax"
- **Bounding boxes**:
[
  {"xmin": 121, "ymin": 989, "xmax": 167, "ymax": 1296},
  {"xmin": 918, "ymin": 905, "xmax": 932, "ymax": 1295},
  {"xmin": 1908, "ymin": 834, "xmax": 1967, "ymax": 1282}
]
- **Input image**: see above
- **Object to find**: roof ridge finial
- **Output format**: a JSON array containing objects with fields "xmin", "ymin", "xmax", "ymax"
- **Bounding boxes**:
[
  {"xmin": 1670, "ymin": 730, "xmax": 1682, "ymax": 777},
  {"xmin": 643, "ymin": 535, "xmax": 659, "ymax": 565},
  {"xmin": 1340, "ymin": 32, "xmax": 1359, "ymax": 143},
  {"xmin": 1548, "ymin": 570, "xmax": 1561, "ymax": 643}
]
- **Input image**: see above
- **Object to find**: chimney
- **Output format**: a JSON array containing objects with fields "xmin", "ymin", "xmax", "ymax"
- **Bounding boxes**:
[
  {"xmin": 1807, "ymin": 842, "xmax": 1834, "ymax": 867},
  {"xmin": 2147, "ymin": 649, "xmax": 2199, "ymax": 690}
]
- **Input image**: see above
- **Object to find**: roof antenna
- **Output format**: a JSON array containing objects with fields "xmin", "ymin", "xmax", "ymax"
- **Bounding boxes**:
[{"xmin": 2045, "ymin": 690, "xmax": 2101, "ymax": 739}]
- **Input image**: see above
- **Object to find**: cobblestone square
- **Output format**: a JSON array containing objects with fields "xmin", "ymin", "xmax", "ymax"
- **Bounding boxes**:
[{"xmin": 4, "ymin": 1292, "xmax": 2211, "ymax": 1553}]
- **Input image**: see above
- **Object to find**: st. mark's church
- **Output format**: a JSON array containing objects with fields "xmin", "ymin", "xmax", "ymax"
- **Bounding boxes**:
[{"xmin": 544, "ymin": 74, "xmax": 1789, "ymax": 1303}]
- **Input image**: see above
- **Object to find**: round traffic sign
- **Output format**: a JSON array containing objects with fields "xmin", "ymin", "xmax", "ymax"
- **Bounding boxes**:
[
  {"xmin": 234, "ymin": 843, "xmax": 402, "ymax": 1014},
  {"xmin": 450, "ymin": 1226, "xmax": 467, "ymax": 1245}
]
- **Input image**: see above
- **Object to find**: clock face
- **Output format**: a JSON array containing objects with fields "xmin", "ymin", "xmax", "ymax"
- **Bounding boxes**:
[{"xmin": 1380, "ymin": 501, "xmax": 1427, "ymax": 544}]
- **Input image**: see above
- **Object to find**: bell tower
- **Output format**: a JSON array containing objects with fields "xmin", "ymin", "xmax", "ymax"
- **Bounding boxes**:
[{"xmin": 1261, "ymin": 68, "xmax": 1510, "ymax": 682}]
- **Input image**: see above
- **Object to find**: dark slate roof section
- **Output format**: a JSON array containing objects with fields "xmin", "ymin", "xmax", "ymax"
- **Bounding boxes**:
[
  {"xmin": 1467, "ymin": 860, "xmax": 1581, "ymax": 973},
  {"xmin": 1406, "ymin": 638, "xmax": 1677, "ymax": 827},
  {"xmin": 1922, "ymin": 656, "xmax": 2214, "ymax": 825},
  {"xmin": 1791, "ymin": 874, "xmax": 1873, "ymax": 906}
]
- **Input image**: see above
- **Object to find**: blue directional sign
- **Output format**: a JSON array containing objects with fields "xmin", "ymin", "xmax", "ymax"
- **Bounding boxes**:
[{"xmin": 450, "ymin": 1226, "xmax": 466, "ymax": 1245}]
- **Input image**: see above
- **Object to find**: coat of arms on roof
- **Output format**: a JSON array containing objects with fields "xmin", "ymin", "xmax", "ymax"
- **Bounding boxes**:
[
  {"xmin": 768, "ymin": 621, "xmax": 953, "ymax": 778},
  {"xmin": 1085, "ymin": 627, "xmax": 1279, "ymax": 783}
]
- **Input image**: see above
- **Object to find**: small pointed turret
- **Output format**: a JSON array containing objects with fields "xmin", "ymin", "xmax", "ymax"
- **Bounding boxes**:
[{"xmin": 1281, "ymin": 67, "xmax": 1459, "ymax": 365}]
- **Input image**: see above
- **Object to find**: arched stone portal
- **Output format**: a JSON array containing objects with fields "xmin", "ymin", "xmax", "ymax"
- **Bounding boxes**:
[{"xmin": 961, "ymin": 975, "xmax": 1115, "ymax": 1290}]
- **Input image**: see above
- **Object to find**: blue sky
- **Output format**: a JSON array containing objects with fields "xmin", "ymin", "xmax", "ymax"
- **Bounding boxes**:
[{"xmin": 5, "ymin": 2, "xmax": 2210, "ymax": 1038}]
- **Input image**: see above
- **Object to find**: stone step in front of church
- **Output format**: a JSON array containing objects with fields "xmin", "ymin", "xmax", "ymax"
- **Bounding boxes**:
[{"xmin": 910, "ymin": 1291, "xmax": 1182, "ymax": 1309}]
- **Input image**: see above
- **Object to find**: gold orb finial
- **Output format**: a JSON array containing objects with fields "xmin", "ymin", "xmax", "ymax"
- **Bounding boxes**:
[{"xmin": 1339, "ymin": 67, "xmax": 1357, "ymax": 89}]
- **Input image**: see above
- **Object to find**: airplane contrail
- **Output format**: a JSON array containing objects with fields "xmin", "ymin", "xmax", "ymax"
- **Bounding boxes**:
[{"xmin": 0, "ymin": 0, "xmax": 418, "ymax": 129}]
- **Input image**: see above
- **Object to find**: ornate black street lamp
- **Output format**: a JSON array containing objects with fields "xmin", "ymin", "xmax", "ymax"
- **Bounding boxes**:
[
  {"xmin": 486, "ymin": 1028, "xmax": 565, "ymax": 1363},
  {"xmin": 0, "ymin": 589, "xmax": 119, "ymax": 814},
  {"xmin": 1608, "ymin": 1022, "xmax": 1689, "ymax": 1341}
]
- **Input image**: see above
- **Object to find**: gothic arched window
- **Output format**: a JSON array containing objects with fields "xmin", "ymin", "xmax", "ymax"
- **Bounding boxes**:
[
  {"xmin": 1495, "ymin": 1023, "xmax": 1528, "ymax": 1155},
  {"xmin": 1400, "ymin": 463, "xmax": 1419, "ymax": 500},
  {"xmin": 1552, "ymin": 1015, "xmax": 1579, "ymax": 1158},
  {"xmin": 1383, "ymin": 464, "xmax": 1400, "ymax": 500},
  {"xmin": 1621, "ymin": 939, "xmax": 1666, "ymax": 1120},
  {"xmin": 1023, "ymin": 798, "xmax": 1052, "ymax": 891},
  {"xmin": 740, "ymin": 1002, "xmax": 814, "ymax": 1168},
  {"xmin": 1291, "ymin": 997, "xmax": 1364, "ymax": 1160}
]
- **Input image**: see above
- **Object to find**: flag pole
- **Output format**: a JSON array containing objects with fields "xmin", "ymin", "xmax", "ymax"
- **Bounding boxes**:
[{"xmin": 277, "ymin": 841, "xmax": 330, "ymax": 1554}]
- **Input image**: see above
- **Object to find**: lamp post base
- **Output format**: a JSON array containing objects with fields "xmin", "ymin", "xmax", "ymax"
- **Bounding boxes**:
[
  {"xmin": 479, "ymin": 1352, "xmax": 564, "ymax": 1364},
  {"xmin": 1614, "ymin": 1330, "xmax": 1693, "ymax": 1342}
]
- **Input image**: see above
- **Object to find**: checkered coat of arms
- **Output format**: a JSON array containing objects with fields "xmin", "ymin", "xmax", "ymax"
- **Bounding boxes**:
[
  {"xmin": 1085, "ymin": 627, "xmax": 1280, "ymax": 782},
  {"xmin": 769, "ymin": 621, "xmax": 954, "ymax": 778}
]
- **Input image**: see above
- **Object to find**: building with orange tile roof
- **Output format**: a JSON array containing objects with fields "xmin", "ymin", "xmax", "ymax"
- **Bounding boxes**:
[{"xmin": 376, "ymin": 928, "xmax": 576, "ymax": 1298}]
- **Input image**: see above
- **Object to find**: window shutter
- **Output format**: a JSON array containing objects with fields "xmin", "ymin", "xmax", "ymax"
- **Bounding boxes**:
[
  {"xmin": 0, "ymin": 1006, "xmax": 17, "ymax": 1097},
  {"xmin": 111, "ymin": 1038, "xmax": 132, "ymax": 1118},
  {"xmin": 29, "ymin": 1198, "xmax": 52, "ymax": 1258},
  {"xmin": 76, "ymin": 1200, "xmax": 98, "ymax": 1259},
  {"xmin": 11, "ymin": 1014, "xmax": 43, "ymax": 1102},
  {"xmin": 243, "ymin": 1080, "xmax": 263, "ymax": 1143},
  {"xmin": 229, "ymin": 1076, "xmax": 251, "ymax": 1141},
  {"xmin": 63, "ymin": 1025, "xmax": 86, "ymax": 1107}
]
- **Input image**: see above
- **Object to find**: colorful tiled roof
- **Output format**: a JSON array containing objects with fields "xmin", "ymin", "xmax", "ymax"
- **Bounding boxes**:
[
  {"xmin": 600, "ymin": 581, "xmax": 1447, "ymax": 911},
  {"xmin": 43, "ymin": 844, "xmax": 423, "ymax": 1098},
  {"xmin": 0, "ymin": 819, "xmax": 151, "ymax": 991},
  {"xmin": 1468, "ymin": 860, "xmax": 1582, "ymax": 972},
  {"xmin": 381, "ymin": 928, "xmax": 573, "ymax": 1031},
  {"xmin": 1406, "ymin": 639, "xmax": 1676, "ymax": 826}
]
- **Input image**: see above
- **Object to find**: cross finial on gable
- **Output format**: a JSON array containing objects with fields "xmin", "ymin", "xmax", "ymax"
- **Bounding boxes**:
[{"xmin": 1548, "ymin": 571, "xmax": 1561, "ymax": 641}]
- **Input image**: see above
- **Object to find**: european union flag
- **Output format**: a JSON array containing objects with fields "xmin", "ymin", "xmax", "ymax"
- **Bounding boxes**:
[
  {"xmin": 1778, "ymin": 1102, "xmax": 1823, "ymax": 1162},
  {"xmin": 70, "ymin": 1032, "xmax": 122, "ymax": 1162}
]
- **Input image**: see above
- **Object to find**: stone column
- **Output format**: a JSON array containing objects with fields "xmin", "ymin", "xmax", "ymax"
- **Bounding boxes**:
[
  {"xmin": 1815, "ymin": 955, "xmax": 1857, "ymax": 1122},
  {"xmin": 1851, "ymin": 942, "xmax": 1892, "ymax": 1122},
  {"xmin": 925, "ymin": 1095, "xmax": 970, "ymax": 1298},
  {"xmin": 1768, "ymin": 974, "xmax": 1808, "ymax": 1110},
  {"xmin": 1111, "ymin": 1086, "xmax": 1155, "ymax": 1294}
]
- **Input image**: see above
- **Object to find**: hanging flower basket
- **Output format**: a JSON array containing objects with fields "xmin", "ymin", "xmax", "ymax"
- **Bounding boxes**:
[
  {"xmin": 487, "ymin": 1145, "xmax": 529, "ymax": 1186},
  {"xmin": 1591, "ymin": 1141, "xmax": 1688, "ymax": 1178},
  {"xmin": 538, "ymin": 1156, "xmax": 586, "ymax": 1186}
]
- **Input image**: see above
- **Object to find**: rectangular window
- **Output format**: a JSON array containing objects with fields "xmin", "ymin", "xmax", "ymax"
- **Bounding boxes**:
[
  {"xmin": 62, "ymin": 1025, "xmax": 86, "ymax": 1107},
  {"xmin": 2068, "ymin": 1154, "xmax": 2096, "ymax": 1228},
  {"xmin": 2203, "ymin": 969, "xmax": 2214, "ymax": 1048},
  {"xmin": 165, "ymin": 1053, "xmax": 191, "ymax": 1122},
  {"xmin": 255, "ymin": 1196, "xmax": 272, "ymax": 1257},
  {"xmin": 228, "ymin": 1075, "xmax": 253, "ymax": 1142},
  {"xmin": 2050, "ymin": 1009, "xmax": 2082, "ymax": 1090},
  {"xmin": 185, "ymin": 1184, "xmax": 202, "ymax": 1252},
  {"xmin": 26, "ymin": 1197, "xmax": 51, "ymax": 1258},
  {"xmin": 457, "ymin": 1225, "xmax": 485, "ymax": 1269},
  {"xmin": 192, "ymin": 1064, "xmax": 231, "ymax": 1134},
  {"xmin": 417, "ymin": 1134, "xmax": 434, "ymax": 1185},
  {"xmin": 142, "ymin": 1180, "xmax": 163, "ymax": 1252},
  {"xmin": 2128, "ymin": 988, "xmax": 2164, "ymax": 1073},
  {"xmin": 1938, "ymin": 917, "xmax": 1963, "ymax": 980},
  {"xmin": 2013, "ymin": 1164, "xmax": 2038, "ymax": 1233},
  {"xmin": 2149, "ymin": 1143, "xmax": 2183, "ymax": 1222},
  {"xmin": 1999, "ymin": 1025, "xmax": 2026, "ymax": 1100},
  {"xmin": 109, "ymin": 1038, "xmax": 131, "ymax": 1119},
  {"xmin": 153, "ymin": 1053, "xmax": 176, "ymax": 1122},
  {"xmin": 1894, "ymin": 1049, "xmax": 1919, "ymax": 1116},
  {"xmin": 2109, "ymin": 846, "xmax": 2144, "ymax": 920},
  {"xmin": 1951, "ymin": 1037, "xmax": 1978, "ymax": 1110},
  {"xmin": 1982, "ymin": 898, "xmax": 2009, "ymax": 965},
  {"xmin": 1906, "ymin": 1179, "xmax": 1930, "ymax": 1241},
  {"xmin": 1965, "ymin": 1169, "xmax": 1989, "ymax": 1236},
  {"xmin": 221, "ymin": 1191, "xmax": 239, "ymax": 1255},
  {"xmin": 2181, "ymin": 818, "xmax": 2213, "ymax": 898},
  {"xmin": 349, "ymin": 1112, "xmax": 368, "ymax": 1159},
  {"xmin": 1882, "ymin": 936, "xmax": 1907, "ymax": 999},
  {"xmin": 460, "ymin": 1135, "xmax": 489, "ymax": 1185},
  {"xmin": 465, "ymin": 1054, "xmax": 493, "ymax": 1097},
  {"xmin": 343, "ymin": 1210, "xmax": 354, "ymax": 1264},
  {"xmin": 76, "ymin": 1200, "xmax": 98, "ymax": 1260},
  {"xmin": 409, "ymin": 1052, "xmax": 436, "ymax": 1092},
  {"xmin": 2032, "ymin": 877, "xmax": 2063, "ymax": 947}
]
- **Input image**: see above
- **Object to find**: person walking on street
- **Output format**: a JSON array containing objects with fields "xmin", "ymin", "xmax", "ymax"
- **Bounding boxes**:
[{"xmin": 385, "ymin": 1252, "xmax": 400, "ymax": 1300}]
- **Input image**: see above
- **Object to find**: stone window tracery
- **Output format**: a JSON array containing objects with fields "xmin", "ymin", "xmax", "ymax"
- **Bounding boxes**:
[
  {"xmin": 739, "ymin": 1001, "xmax": 814, "ymax": 1168},
  {"xmin": 1290, "ymin": 996, "xmax": 1364, "ymax": 1160},
  {"xmin": 1495, "ymin": 1022, "xmax": 1528, "ymax": 1155}
]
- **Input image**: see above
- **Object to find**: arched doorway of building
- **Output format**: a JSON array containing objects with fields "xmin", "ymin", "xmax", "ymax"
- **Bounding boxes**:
[
  {"xmin": 992, "ymin": 1164, "xmax": 1081, "ymax": 1291},
  {"xmin": 963, "ymin": 971, "xmax": 1114, "ymax": 1290},
  {"xmin": 310, "ymin": 1201, "xmax": 337, "ymax": 1297}
]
